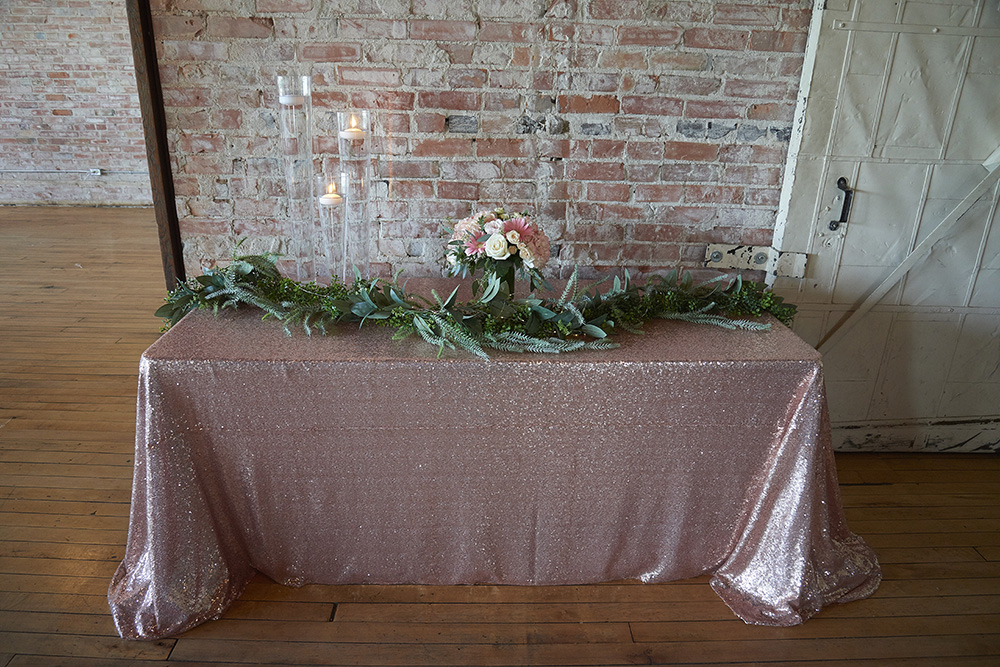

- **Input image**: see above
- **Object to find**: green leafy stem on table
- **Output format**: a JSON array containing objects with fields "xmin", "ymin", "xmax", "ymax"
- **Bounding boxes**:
[{"xmin": 156, "ymin": 252, "xmax": 796, "ymax": 360}]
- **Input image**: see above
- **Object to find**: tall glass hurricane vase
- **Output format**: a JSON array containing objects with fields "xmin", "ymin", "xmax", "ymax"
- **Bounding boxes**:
[
  {"xmin": 278, "ymin": 75, "xmax": 315, "ymax": 281},
  {"xmin": 337, "ymin": 110, "xmax": 371, "ymax": 278}
]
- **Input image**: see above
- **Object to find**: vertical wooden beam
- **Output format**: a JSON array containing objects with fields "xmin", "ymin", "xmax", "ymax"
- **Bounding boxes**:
[{"xmin": 126, "ymin": 0, "xmax": 185, "ymax": 289}]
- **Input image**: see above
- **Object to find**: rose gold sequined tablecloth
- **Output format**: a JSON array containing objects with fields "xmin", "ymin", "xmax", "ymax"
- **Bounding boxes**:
[{"xmin": 109, "ymin": 307, "xmax": 880, "ymax": 639}]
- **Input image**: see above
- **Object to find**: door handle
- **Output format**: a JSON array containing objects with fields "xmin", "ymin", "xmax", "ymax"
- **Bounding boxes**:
[{"xmin": 828, "ymin": 177, "xmax": 853, "ymax": 231}]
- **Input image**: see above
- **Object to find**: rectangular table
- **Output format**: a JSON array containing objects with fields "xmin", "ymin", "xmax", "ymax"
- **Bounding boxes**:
[{"xmin": 109, "ymin": 305, "xmax": 880, "ymax": 640}]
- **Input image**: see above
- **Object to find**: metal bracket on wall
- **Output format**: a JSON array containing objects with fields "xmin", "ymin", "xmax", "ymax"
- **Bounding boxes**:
[{"xmin": 704, "ymin": 244, "xmax": 808, "ymax": 278}]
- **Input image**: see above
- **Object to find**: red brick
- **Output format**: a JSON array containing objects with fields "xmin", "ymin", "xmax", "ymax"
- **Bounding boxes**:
[
  {"xmin": 389, "ymin": 180, "xmax": 434, "ymax": 199},
  {"xmin": 256, "ymin": 0, "xmax": 312, "ymax": 11},
  {"xmin": 568, "ymin": 161, "xmax": 626, "ymax": 181},
  {"xmin": 628, "ymin": 164, "xmax": 661, "ymax": 182},
  {"xmin": 311, "ymin": 91, "xmax": 350, "ymax": 108},
  {"xmin": 744, "ymin": 188, "xmax": 780, "ymax": 206},
  {"xmin": 618, "ymin": 26, "xmax": 682, "ymax": 46},
  {"xmin": 162, "ymin": 88, "xmax": 212, "ymax": 107},
  {"xmin": 620, "ymin": 243, "xmax": 680, "ymax": 264},
  {"xmin": 574, "ymin": 224, "xmax": 626, "ymax": 242},
  {"xmin": 484, "ymin": 92, "xmax": 522, "ymax": 111},
  {"xmin": 153, "ymin": 15, "xmax": 205, "ymax": 38},
  {"xmin": 634, "ymin": 184, "xmax": 684, "ymax": 203},
  {"xmin": 621, "ymin": 96, "xmax": 683, "ymax": 116},
  {"xmin": 479, "ymin": 22, "xmax": 540, "ymax": 42},
  {"xmin": 558, "ymin": 94, "xmax": 620, "ymax": 114},
  {"xmin": 410, "ymin": 20, "xmax": 476, "ymax": 41},
  {"xmin": 749, "ymin": 30, "xmax": 808, "ymax": 52},
  {"xmin": 724, "ymin": 79, "xmax": 788, "ymax": 98},
  {"xmin": 440, "ymin": 161, "xmax": 501, "ymax": 180},
  {"xmin": 576, "ymin": 25, "xmax": 616, "ymax": 44},
  {"xmin": 752, "ymin": 145, "xmax": 786, "ymax": 163},
  {"xmin": 714, "ymin": 4, "xmax": 780, "ymax": 26},
  {"xmin": 206, "ymin": 16, "xmax": 274, "ymax": 38},
  {"xmin": 448, "ymin": 69, "xmax": 487, "ymax": 88},
  {"xmin": 591, "ymin": 140, "xmax": 626, "ymax": 159},
  {"xmin": 587, "ymin": 183, "xmax": 631, "ymax": 202},
  {"xmin": 411, "ymin": 138, "xmax": 474, "ymax": 157},
  {"xmin": 630, "ymin": 223, "xmax": 688, "ymax": 243},
  {"xmin": 414, "ymin": 113, "xmax": 446, "ymax": 133},
  {"xmin": 748, "ymin": 102, "xmax": 795, "ymax": 121},
  {"xmin": 660, "ymin": 75, "xmax": 722, "ymax": 96},
  {"xmin": 589, "ymin": 0, "xmax": 642, "ymax": 20},
  {"xmin": 300, "ymin": 43, "xmax": 361, "ymax": 61},
  {"xmin": 597, "ymin": 49, "xmax": 647, "ymax": 69},
  {"xmin": 575, "ymin": 203, "xmax": 645, "ymax": 223},
  {"xmin": 349, "ymin": 91, "xmax": 415, "ymax": 110},
  {"xmin": 182, "ymin": 154, "xmax": 231, "ymax": 175},
  {"xmin": 164, "ymin": 40, "xmax": 228, "ymax": 61},
  {"xmin": 664, "ymin": 141, "xmax": 720, "ymax": 161},
  {"xmin": 338, "ymin": 19, "xmax": 407, "ymax": 39},
  {"xmin": 647, "ymin": 206, "xmax": 717, "ymax": 226},
  {"xmin": 627, "ymin": 142, "xmax": 665, "ymax": 161},
  {"xmin": 683, "ymin": 28, "xmax": 749, "ymax": 50},
  {"xmin": 650, "ymin": 1, "xmax": 712, "ymax": 23},
  {"xmin": 178, "ymin": 132, "xmax": 225, "ymax": 153},
  {"xmin": 722, "ymin": 165, "xmax": 781, "ymax": 186},
  {"xmin": 783, "ymin": 8, "xmax": 813, "ymax": 31},
  {"xmin": 418, "ymin": 91, "xmax": 480, "ymax": 110},
  {"xmin": 685, "ymin": 184, "xmax": 744, "ymax": 205},
  {"xmin": 339, "ymin": 68, "xmax": 401, "ymax": 87},
  {"xmin": 684, "ymin": 100, "xmax": 747, "ymax": 119},
  {"xmin": 476, "ymin": 138, "xmax": 532, "ymax": 158},
  {"xmin": 438, "ymin": 181, "xmax": 479, "ymax": 200},
  {"xmin": 52, "ymin": 109, "xmax": 72, "ymax": 116},
  {"xmin": 649, "ymin": 52, "xmax": 711, "ymax": 71},
  {"xmin": 382, "ymin": 160, "xmax": 438, "ymax": 179},
  {"xmin": 741, "ymin": 227, "xmax": 777, "ymax": 245}
]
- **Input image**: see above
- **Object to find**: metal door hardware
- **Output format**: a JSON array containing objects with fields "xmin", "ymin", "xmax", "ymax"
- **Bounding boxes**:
[
  {"xmin": 828, "ymin": 177, "xmax": 854, "ymax": 231},
  {"xmin": 704, "ymin": 244, "xmax": 808, "ymax": 278}
]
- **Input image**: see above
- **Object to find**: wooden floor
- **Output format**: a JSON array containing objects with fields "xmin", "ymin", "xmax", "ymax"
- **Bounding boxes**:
[{"xmin": 0, "ymin": 206, "xmax": 998, "ymax": 666}]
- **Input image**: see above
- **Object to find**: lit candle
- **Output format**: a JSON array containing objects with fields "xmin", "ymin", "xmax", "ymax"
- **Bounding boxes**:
[
  {"xmin": 319, "ymin": 182, "xmax": 342, "ymax": 206},
  {"xmin": 279, "ymin": 94, "xmax": 305, "ymax": 106},
  {"xmin": 338, "ymin": 114, "xmax": 367, "ymax": 141}
]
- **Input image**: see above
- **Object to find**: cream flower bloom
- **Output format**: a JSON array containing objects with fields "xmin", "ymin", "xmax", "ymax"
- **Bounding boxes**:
[
  {"xmin": 484, "ymin": 233, "xmax": 511, "ymax": 259},
  {"xmin": 519, "ymin": 243, "xmax": 535, "ymax": 268},
  {"xmin": 505, "ymin": 230, "xmax": 521, "ymax": 244},
  {"xmin": 483, "ymin": 220, "xmax": 503, "ymax": 235}
]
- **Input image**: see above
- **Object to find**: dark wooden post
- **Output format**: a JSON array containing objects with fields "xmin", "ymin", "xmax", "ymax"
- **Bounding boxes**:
[{"xmin": 125, "ymin": 0, "xmax": 185, "ymax": 289}]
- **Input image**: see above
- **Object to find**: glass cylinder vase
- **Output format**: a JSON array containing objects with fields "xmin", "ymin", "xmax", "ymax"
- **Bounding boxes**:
[
  {"xmin": 277, "ymin": 74, "xmax": 314, "ymax": 281},
  {"xmin": 314, "ymin": 172, "xmax": 347, "ymax": 285}
]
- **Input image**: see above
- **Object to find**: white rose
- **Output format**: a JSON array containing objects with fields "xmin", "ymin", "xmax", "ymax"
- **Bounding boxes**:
[
  {"xmin": 505, "ymin": 230, "xmax": 520, "ymax": 244},
  {"xmin": 519, "ymin": 244, "xmax": 534, "ymax": 268},
  {"xmin": 483, "ymin": 220, "xmax": 503, "ymax": 235},
  {"xmin": 484, "ymin": 233, "xmax": 511, "ymax": 260}
]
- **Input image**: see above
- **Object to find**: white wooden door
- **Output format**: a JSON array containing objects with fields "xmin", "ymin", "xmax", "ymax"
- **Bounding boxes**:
[{"xmin": 774, "ymin": 0, "xmax": 1000, "ymax": 451}]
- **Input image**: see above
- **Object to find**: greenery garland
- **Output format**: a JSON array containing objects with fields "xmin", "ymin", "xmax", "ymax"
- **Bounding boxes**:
[{"xmin": 156, "ymin": 251, "xmax": 796, "ymax": 360}]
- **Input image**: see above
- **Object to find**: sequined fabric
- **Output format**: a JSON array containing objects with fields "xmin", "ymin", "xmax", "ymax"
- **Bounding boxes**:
[{"xmin": 109, "ymin": 293, "xmax": 880, "ymax": 639}]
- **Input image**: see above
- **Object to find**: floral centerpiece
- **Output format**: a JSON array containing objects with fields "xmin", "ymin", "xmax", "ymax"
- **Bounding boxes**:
[{"xmin": 445, "ymin": 207, "xmax": 551, "ymax": 294}]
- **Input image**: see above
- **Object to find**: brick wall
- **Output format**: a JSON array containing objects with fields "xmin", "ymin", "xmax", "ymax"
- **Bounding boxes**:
[
  {"xmin": 153, "ymin": 0, "xmax": 810, "ymax": 278},
  {"xmin": 0, "ymin": 0, "xmax": 151, "ymax": 206}
]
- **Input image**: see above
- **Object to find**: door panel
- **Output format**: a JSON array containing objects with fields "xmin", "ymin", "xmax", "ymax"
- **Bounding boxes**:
[{"xmin": 774, "ymin": 0, "xmax": 1000, "ymax": 451}]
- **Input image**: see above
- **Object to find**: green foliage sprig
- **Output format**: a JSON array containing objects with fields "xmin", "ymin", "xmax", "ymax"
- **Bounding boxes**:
[{"xmin": 156, "ymin": 252, "xmax": 796, "ymax": 360}]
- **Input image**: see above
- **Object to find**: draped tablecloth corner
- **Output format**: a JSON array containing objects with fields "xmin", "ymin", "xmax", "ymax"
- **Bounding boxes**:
[{"xmin": 109, "ymin": 304, "xmax": 881, "ymax": 639}]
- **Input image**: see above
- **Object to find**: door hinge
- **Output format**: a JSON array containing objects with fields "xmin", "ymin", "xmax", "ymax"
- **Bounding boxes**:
[{"xmin": 704, "ymin": 244, "xmax": 808, "ymax": 278}]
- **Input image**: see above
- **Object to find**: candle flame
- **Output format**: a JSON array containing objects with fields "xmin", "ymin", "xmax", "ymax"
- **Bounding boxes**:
[
  {"xmin": 326, "ymin": 183, "xmax": 337, "ymax": 195},
  {"xmin": 350, "ymin": 115, "xmax": 358, "ymax": 129}
]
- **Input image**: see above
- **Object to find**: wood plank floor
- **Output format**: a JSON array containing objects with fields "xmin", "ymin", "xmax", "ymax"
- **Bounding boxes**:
[{"xmin": 1, "ymin": 206, "xmax": 998, "ymax": 665}]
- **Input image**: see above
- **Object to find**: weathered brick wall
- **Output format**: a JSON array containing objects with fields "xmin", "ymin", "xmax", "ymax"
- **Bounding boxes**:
[
  {"xmin": 154, "ymin": 0, "xmax": 810, "ymax": 278},
  {"xmin": 0, "ymin": 0, "xmax": 151, "ymax": 206}
]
